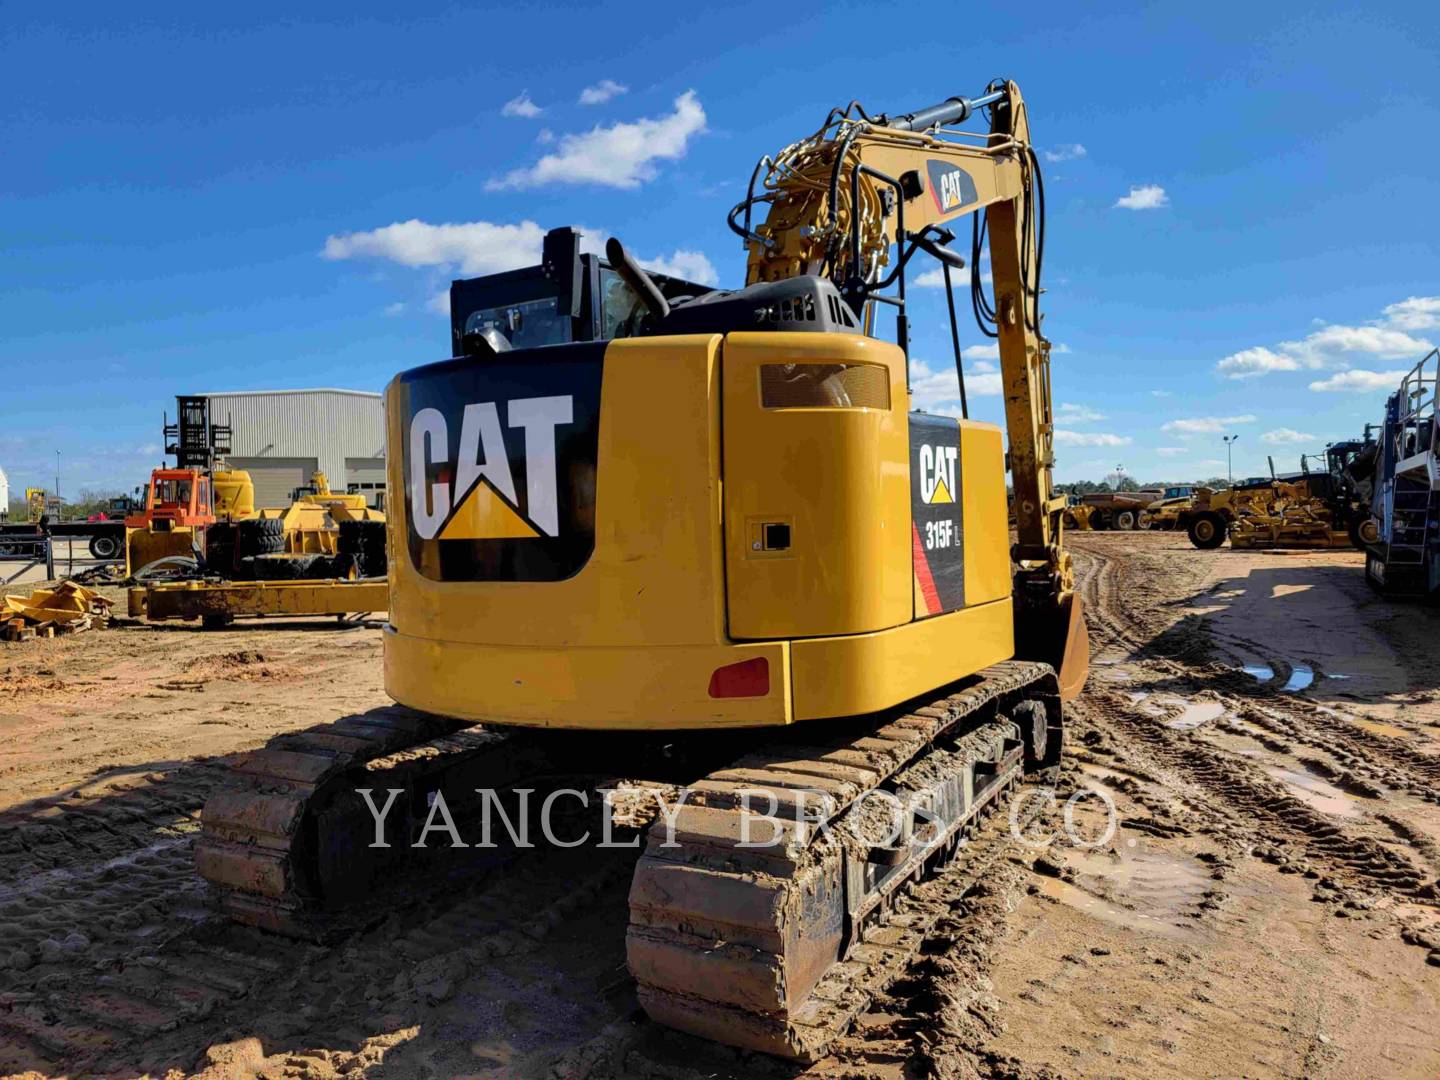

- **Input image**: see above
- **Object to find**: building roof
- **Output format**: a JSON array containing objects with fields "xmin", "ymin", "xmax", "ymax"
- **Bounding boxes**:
[{"xmin": 202, "ymin": 388, "xmax": 381, "ymax": 399}]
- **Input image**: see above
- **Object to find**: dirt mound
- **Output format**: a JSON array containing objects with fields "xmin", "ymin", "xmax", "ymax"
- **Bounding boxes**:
[
  {"xmin": 0, "ymin": 669, "xmax": 65, "ymax": 697},
  {"xmin": 179, "ymin": 650, "xmax": 278, "ymax": 681}
]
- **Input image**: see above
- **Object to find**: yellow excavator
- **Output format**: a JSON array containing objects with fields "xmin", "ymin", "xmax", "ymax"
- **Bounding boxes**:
[{"xmin": 198, "ymin": 80, "xmax": 1087, "ymax": 1059}]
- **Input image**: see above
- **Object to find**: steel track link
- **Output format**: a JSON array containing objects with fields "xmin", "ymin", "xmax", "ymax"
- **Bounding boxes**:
[
  {"xmin": 626, "ymin": 659, "xmax": 1061, "ymax": 1061},
  {"xmin": 196, "ymin": 705, "xmax": 514, "ymax": 937}
]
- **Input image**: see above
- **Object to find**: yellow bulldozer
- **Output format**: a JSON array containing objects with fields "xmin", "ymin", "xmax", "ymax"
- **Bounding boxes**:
[{"xmin": 198, "ymin": 80, "xmax": 1087, "ymax": 1060}]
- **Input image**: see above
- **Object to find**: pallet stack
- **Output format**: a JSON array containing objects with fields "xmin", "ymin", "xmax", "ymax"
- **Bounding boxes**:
[{"xmin": 1, "ymin": 580, "xmax": 113, "ymax": 642}]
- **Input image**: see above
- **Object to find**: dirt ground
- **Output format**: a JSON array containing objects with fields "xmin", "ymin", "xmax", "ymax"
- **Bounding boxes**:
[{"xmin": 2, "ymin": 531, "xmax": 1439, "ymax": 1079}]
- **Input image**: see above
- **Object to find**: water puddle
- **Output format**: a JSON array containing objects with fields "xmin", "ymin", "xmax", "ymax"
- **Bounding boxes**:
[
  {"xmin": 1265, "ymin": 766, "xmax": 1360, "ymax": 819},
  {"xmin": 1241, "ymin": 664, "xmax": 1275, "ymax": 683},
  {"xmin": 1282, "ymin": 665, "xmax": 1314, "ymax": 693},
  {"xmin": 1137, "ymin": 693, "xmax": 1227, "ymax": 730},
  {"xmin": 1166, "ymin": 700, "xmax": 1227, "ymax": 731},
  {"xmin": 1037, "ymin": 846, "xmax": 1211, "ymax": 939}
]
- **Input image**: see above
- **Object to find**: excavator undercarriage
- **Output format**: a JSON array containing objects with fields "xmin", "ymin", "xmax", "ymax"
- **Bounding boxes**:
[{"xmin": 199, "ymin": 660, "xmax": 1058, "ymax": 1057}]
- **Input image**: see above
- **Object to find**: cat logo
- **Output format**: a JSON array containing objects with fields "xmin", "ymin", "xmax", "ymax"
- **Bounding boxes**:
[
  {"xmin": 918, "ymin": 443, "xmax": 958, "ymax": 505},
  {"xmin": 926, "ymin": 159, "xmax": 978, "ymax": 216},
  {"xmin": 408, "ymin": 395, "xmax": 572, "ymax": 541}
]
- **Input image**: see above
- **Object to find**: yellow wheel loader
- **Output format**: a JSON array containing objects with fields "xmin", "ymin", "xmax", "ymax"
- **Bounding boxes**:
[{"xmin": 198, "ymin": 81, "xmax": 1088, "ymax": 1060}]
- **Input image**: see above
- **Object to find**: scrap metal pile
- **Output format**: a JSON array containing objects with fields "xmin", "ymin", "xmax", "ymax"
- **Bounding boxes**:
[{"xmin": 1, "ymin": 580, "xmax": 114, "ymax": 641}]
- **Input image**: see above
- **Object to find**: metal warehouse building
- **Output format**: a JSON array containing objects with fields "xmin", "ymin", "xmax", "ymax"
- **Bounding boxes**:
[{"xmin": 202, "ymin": 389, "xmax": 385, "ymax": 509}]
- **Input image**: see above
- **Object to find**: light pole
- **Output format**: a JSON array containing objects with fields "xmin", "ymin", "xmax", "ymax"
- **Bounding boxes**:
[
  {"xmin": 1222, "ymin": 435, "xmax": 1239, "ymax": 485},
  {"xmin": 54, "ymin": 451, "xmax": 60, "ymax": 500}
]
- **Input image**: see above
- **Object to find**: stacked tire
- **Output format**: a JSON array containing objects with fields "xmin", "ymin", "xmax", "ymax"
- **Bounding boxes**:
[
  {"xmin": 237, "ymin": 519, "xmax": 285, "ymax": 557},
  {"xmin": 204, "ymin": 522, "xmax": 239, "ymax": 577},
  {"xmin": 338, "ymin": 520, "xmax": 388, "ymax": 579},
  {"xmin": 241, "ymin": 553, "xmax": 346, "ymax": 580},
  {"xmin": 227, "ymin": 519, "xmax": 286, "ymax": 580}
]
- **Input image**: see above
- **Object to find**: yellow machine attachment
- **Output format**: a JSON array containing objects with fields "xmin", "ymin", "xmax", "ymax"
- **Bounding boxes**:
[
  {"xmin": 212, "ymin": 468, "xmax": 255, "ymax": 519},
  {"xmin": 1062, "ymin": 502, "xmax": 1095, "ymax": 530},
  {"xmin": 1228, "ymin": 479, "xmax": 1352, "ymax": 550},
  {"xmin": 24, "ymin": 488, "xmax": 48, "ymax": 523},
  {"xmin": 256, "ymin": 471, "xmax": 385, "ymax": 555},
  {"xmin": 129, "ymin": 576, "xmax": 387, "ymax": 628}
]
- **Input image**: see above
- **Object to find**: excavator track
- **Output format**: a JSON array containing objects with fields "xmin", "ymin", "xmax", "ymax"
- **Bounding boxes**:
[
  {"xmin": 200, "ymin": 661, "xmax": 1062, "ymax": 1061},
  {"xmin": 626, "ymin": 659, "xmax": 1061, "ymax": 1061},
  {"xmin": 197, "ymin": 707, "xmax": 547, "ymax": 938}
]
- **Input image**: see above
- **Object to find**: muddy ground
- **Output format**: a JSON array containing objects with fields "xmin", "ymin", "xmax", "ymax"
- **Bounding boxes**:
[{"xmin": 2, "ymin": 531, "xmax": 1439, "ymax": 1079}]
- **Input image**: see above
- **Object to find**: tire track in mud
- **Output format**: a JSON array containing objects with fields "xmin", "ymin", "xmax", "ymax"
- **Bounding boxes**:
[
  {"xmin": 1067, "ymin": 538, "xmax": 1440, "ymax": 930},
  {"xmin": 1088, "ymin": 685, "xmax": 1429, "ymax": 895},
  {"xmin": 1, "ymin": 811, "xmax": 638, "ymax": 1077},
  {"xmin": 0, "ymin": 750, "xmax": 637, "ymax": 1076},
  {"xmin": 1073, "ymin": 534, "xmax": 1440, "ymax": 803},
  {"xmin": 0, "ymin": 765, "xmax": 223, "ymax": 978}
]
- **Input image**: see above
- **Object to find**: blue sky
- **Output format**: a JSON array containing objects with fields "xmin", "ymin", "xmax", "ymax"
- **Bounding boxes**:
[{"xmin": 3, "ymin": 1, "xmax": 1437, "ymax": 495}]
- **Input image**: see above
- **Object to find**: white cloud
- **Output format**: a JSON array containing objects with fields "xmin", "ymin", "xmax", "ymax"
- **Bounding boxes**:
[
  {"xmin": 1381, "ymin": 296, "xmax": 1440, "ymax": 332},
  {"xmin": 428, "ymin": 290, "xmax": 450, "ymax": 315},
  {"xmin": 1055, "ymin": 430, "xmax": 1131, "ymax": 447},
  {"xmin": 1162, "ymin": 414, "xmax": 1257, "ymax": 434},
  {"xmin": 578, "ymin": 79, "xmax": 628, "ymax": 106},
  {"xmin": 1216, "ymin": 346, "xmax": 1301, "ymax": 379},
  {"xmin": 322, "ymin": 218, "xmax": 602, "ymax": 277},
  {"xmin": 965, "ymin": 342, "xmax": 1000, "ymax": 361},
  {"xmin": 1308, "ymin": 369, "xmax": 1410, "ymax": 393},
  {"xmin": 1149, "ymin": 389, "xmax": 1173, "ymax": 398},
  {"xmin": 1051, "ymin": 342, "xmax": 1072, "ymax": 354},
  {"xmin": 1043, "ymin": 143, "xmax": 1086, "ymax": 163},
  {"xmin": 913, "ymin": 266, "xmax": 991, "ymax": 288},
  {"xmin": 487, "ymin": 91, "xmax": 706, "ymax": 190},
  {"xmin": 1280, "ymin": 323, "xmax": 1430, "ymax": 366},
  {"xmin": 1156, "ymin": 447, "xmax": 1188, "ymax": 457},
  {"xmin": 537, "ymin": 128, "xmax": 555, "ymax": 144},
  {"xmin": 1260, "ymin": 427, "xmax": 1316, "ymax": 444},
  {"xmin": 1195, "ymin": 459, "xmax": 1226, "ymax": 469},
  {"xmin": 1113, "ymin": 185, "xmax": 1169, "ymax": 210},
  {"xmin": 909, "ymin": 357, "xmax": 1003, "ymax": 408},
  {"xmin": 383, "ymin": 302, "xmax": 406, "ymax": 316},
  {"xmin": 639, "ymin": 249, "xmax": 718, "ymax": 287},
  {"xmin": 1213, "ymin": 297, "xmax": 1437, "ymax": 380},
  {"xmin": 1056, "ymin": 403, "xmax": 1105, "ymax": 423},
  {"xmin": 501, "ymin": 91, "xmax": 542, "ymax": 119}
]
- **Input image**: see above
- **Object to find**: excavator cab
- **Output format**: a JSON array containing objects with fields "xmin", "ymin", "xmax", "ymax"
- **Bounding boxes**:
[{"xmin": 447, "ymin": 227, "xmax": 714, "ymax": 357}]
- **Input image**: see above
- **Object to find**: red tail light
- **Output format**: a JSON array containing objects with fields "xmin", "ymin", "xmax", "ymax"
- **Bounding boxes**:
[{"xmin": 708, "ymin": 658, "xmax": 770, "ymax": 698}]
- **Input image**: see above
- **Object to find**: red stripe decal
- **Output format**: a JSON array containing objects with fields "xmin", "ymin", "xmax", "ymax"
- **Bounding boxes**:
[{"xmin": 912, "ymin": 523, "xmax": 942, "ymax": 615}]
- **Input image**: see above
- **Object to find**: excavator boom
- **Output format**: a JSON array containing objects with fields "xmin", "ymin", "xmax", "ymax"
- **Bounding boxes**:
[{"xmin": 736, "ymin": 79, "xmax": 1084, "ymax": 695}]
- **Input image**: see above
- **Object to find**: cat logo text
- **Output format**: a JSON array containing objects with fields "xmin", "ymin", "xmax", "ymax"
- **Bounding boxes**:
[{"xmin": 408, "ymin": 396, "xmax": 572, "ymax": 541}]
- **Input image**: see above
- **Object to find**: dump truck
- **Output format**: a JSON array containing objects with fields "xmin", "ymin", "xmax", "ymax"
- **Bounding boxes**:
[{"xmin": 1062, "ymin": 489, "xmax": 1159, "ymax": 530}]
